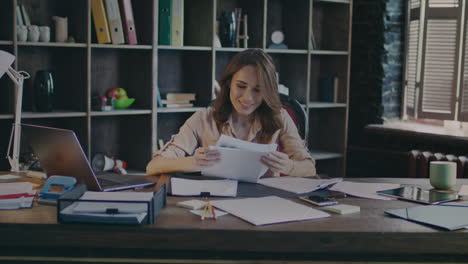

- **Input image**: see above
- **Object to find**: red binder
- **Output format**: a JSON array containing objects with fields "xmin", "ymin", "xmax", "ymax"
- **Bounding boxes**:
[{"xmin": 119, "ymin": 0, "xmax": 138, "ymax": 45}]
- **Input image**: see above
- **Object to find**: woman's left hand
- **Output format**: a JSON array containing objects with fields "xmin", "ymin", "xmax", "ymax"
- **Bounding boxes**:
[{"xmin": 261, "ymin": 151, "xmax": 293, "ymax": 175}]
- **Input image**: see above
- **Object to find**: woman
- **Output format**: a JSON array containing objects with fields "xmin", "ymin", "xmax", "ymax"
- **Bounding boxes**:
[{"xmin": 146, "ymin": 49, "xmax": 316, "ymax": 177}]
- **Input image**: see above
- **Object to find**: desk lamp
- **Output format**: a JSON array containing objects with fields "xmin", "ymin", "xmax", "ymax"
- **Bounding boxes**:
[{"xmin": 0, "ymin": 50, "xmax": 30, "ymax": 172}]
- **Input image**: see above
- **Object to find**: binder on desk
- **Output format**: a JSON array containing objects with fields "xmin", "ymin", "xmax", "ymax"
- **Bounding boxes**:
[
  {"xmin": 158, "ymin": 0, "xmax": 172, "ymax": 45},
  {"xmin": 91, "ymin": 0, "xmax": 112, "ymax": 44},
  {"xmin": 58, "ymin": 184, "xmax": 167, "ymax": 225},
  {"xmin": 105, "ymin": 0, "xmax": 125, "ymax": 44},
  {"xmin": 171, "ymin": 0, "xmax": 183, "ymax": 46},
  {"xmin": 119, "ymin": 0, "xmax": 138, "ymax": 45}
]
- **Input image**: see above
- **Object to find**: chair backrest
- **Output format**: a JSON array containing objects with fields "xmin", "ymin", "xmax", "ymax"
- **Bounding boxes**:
[{"xmin": 279, "ymin": 93, "xmax": 306, "ymax": 140}]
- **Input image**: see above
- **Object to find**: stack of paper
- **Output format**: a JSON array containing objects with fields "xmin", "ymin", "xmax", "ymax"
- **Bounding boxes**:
[
  {"xmin": 60, "ymin": 191, "xmax": 154, "ymax": 224},
  {"xmin": 0, "ymin": 182, "xmax": 36, "ymax": 209},
  {"xmin": 329, "ymin": 181, "xmax": 399, "ymax": 200},
  {"xmin": 211, "ymin": 196, "xmax": 329, "ymax": 226},
  {"xmin": 171, "ymin": 178, "xmax": 237, "ymax": 197},
  {"xmin": 202, "ymin": 135, "xmax": 277, "ymax": 183},
  {"xmin": 258, "ymin": 177, "xmax": 342, "ymax": 194}
]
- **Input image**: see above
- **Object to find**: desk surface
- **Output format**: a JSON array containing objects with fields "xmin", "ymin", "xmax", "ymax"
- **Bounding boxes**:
[{"xmin": 1, "ymin": 177, "xmax": 468, "ymax": 263}]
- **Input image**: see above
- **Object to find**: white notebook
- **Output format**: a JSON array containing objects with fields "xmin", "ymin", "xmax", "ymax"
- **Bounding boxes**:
[{"xmin": 211, "ymin": 196, "xmax": 329, "ymax": 226}]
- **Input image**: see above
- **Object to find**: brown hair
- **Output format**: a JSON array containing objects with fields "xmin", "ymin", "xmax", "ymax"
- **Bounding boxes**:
[{"xmin": 212, "ymin": 49, "xmax": 283, "ymax": 143}]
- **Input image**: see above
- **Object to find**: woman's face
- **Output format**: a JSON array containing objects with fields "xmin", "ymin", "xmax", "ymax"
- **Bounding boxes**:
[{"xmin": 229, "ymin": 65, "xmax": 263, "ymax": 117}]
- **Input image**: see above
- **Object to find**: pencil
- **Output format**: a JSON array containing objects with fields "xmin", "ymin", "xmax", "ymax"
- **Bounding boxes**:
[
  {"xmin": 209, "ymin": 201, "xmax": 217, "ymax": 220},
  {"xmin": 201, "ymin": 203, "xmax": 208, "ymax": 220}
]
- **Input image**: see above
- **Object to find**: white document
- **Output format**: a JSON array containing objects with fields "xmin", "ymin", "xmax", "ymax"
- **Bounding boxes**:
[
  {"xmin": 211, "ymin": 196, "xmax": 330, "ymax": 226},
  {"xmin": 258, "ymin": 177, "xmax": 343, "ymax": 194},
  {"xmin": 71, "ymin": 191, "xmax": 153, "ymax": 214},
  {"xmin": 459, "ymin": 185, "xmax": 468, "ymax": 196},
  {"xmin": 0, "ymin": 182, "xmax": 36, "ymax": 209},
  {"xmin": 171, "ymin": 178, "xmax": 237, "ymax": 197},
  {"xmin": 201, "ymin": 135, "xmax": 277, "ymax": 183},
  {"xmin": 329, "ymin": 181, "xmax": 399, "ymax": 200}
]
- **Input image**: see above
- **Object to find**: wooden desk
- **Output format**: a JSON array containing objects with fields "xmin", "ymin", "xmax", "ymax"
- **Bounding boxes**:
[{"xmin": 1, "ymin": 178, "xmax": 468, "ymax": 263}]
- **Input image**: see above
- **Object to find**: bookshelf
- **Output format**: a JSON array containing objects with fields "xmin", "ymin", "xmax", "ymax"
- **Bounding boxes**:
[{"xmin": 0, "ymin": 0, "xmax": 351, "ymax": 177}]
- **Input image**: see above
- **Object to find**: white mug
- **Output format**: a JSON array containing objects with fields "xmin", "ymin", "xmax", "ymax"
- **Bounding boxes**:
[
  {"xmin": 27, "ymin": 25, "xmax": 39, "ymax": 42},
  {"xmin": 429, "ymin": 161, "xmax": 457, "ymax": 190},
  {"xmin": 39, "ymin": 26, "xmax": 50, "ymax": 42},
  {"xmin": 52, "ymin": 16, "xmax": 68, "ymax": 42},
  {"xmin": 17, "ymin": 25, "xmax": 28, "ymax": 41}
]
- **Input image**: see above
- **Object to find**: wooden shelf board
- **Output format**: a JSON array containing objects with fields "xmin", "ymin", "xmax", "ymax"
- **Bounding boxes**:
[
  {"xmin": 315, "ymin": 0, "xmax": 350, "ymax": 4},
  {"xmin": 311, "ymin": 150, "xmax": 343, "ymax": 160},
  {"xmin": 266, "ymin": 49, "xmax": 308, "ymax": 54},
  {"xmin": 308, "ymin": 102, "xmax": 347, "ymax": 108},
  {"xmin": 157, "ymin": 107, "xmax": 206, "ymax": 113},
  {"xmin": 215, "ymin": 47, "xmax": 247, "ymax": 53},
  {"xmin": 0, "ymin": 114, "xmax": 14, "ymax": 119},
  {"xmin": 157, "ymin": 45, "xmax": 211, "ymax": 51},
  {"xmin": 310, "ymin": 50, "xmax": 349, "ymax": 55},
  {"xmin": 22, "ymin": 111, "xmax": 87, "ymax": 118},
  {"xmin": 91, "ymin": 109, "xmax": 152, "ymax": 116},
  {"xmin": 0, "ymin": 40, "xmax": 13, "ymax": 45},
  {"xmin": 17, "ymin": 42, "xmax": 87, "ymax": 48},
  {"xmin": 91, "ymin": 44, "xmax": 152, "ymax": 49}
]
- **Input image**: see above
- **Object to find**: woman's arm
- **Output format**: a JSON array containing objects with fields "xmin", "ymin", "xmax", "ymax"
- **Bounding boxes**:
[
  {"xmin": 261, "ymin": 151, "xmax": 317, "ymax": 177},
  {"xmin": 146, "ymin": 147, "xmax": 220, "ymax": 176}
]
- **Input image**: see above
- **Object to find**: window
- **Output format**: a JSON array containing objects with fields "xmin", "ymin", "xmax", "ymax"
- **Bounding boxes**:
[{"xmin": 403, "ymin": 0, "xmax": 468, "ymax": 121}]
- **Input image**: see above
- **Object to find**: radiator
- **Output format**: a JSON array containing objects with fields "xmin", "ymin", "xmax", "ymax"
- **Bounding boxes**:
[{"xmin": 408, "ymin": 150, "xmax": 468, "ymax": 178}]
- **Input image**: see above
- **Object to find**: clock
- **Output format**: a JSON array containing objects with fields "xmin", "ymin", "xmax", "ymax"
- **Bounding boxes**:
[{"xmin": 271, "ymin": 30, "xmax": 284, "ymax": 45}]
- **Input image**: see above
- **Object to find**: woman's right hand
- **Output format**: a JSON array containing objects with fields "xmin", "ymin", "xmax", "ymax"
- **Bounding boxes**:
[{"xmin": 193, "ymin": 146, "xmax": 221, "ymax": 170}]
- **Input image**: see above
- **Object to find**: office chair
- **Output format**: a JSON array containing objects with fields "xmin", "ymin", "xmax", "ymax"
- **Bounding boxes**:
[{"xmin": 279, "ymin": 93, "xmax": 306, "ymax": 140}]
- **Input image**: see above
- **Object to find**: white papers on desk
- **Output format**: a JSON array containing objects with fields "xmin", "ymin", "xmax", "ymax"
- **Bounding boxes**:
[
  {"xmin": 329, "ymin": 181, "xmax": 399, "ymax": 200},
  {"xmin": 0, "ymin": 182, "xmax": 36, "ymax": 209},
  {"xmin": 171, "ymin": 178, "xmax": 237, "ymax": 197},
  {"xmin": 458, "ymin": 185, "xmax": 468, "ymax": 196},
  {"xmin": 60, "ymin": 191, "xmax": 153, "ymax": 224},
  {"xmin": 258, "ymin": 177, "xmax": 343, "ymax": 194},
  {"xmin": 211, "ymin": 196, "xmax": 330, "ymax": 226},
  {"xmin": 201, "ymin": 135, "xmax": 277, "ymax": 183}
]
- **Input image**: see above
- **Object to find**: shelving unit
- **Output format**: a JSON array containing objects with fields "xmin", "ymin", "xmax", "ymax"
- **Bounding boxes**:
[{"xmin": 0, "ymin": 0, "xmax": 351, "ymax": 177}]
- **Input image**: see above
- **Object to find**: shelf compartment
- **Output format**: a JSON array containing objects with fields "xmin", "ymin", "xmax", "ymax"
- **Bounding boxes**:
[
  {"xmin": 19, "ymin": 0, "xmax": 88, "ymax": 43},
  {"xmin": 156, "ymin": 112, "xmax": 194, "ymax": 146},
  {"xmin": 91, "ymin": 115, "xmax": 152, "ymax": 171},
  {"xmin": 309, "ymin": 55, "xmax": 348, "ymax": 104},
  {"xmin": 311, "ymin": 0, "xmax": 350, "ymax": 51},
  {"xmin": 157, "ymin": 107, "xmax": 206, "ymax": 113},
  {"xmin": 270, "ymin": 53, "xmax": 309, "ymax": 104},
  {"xmin": 0, "ymin": 46, "xmax": 16, "ymax": 114},
  {"xmin": 91, "ymin": 109, "xmax": 152, "ymax": 116},
  {"xmin": 158, "ymin": 50, "xmax": 212, "ymax": 107},
  {"xmin": 308, "ymin": 108, "xmax": 347, "ymax": 153},
  {"xmin": 267, "ymin": 0, "xmax": 309, "ymax": 50},
  {"xmin": 18, "ymin": 46, "xmax": 87, "ymax": 112},
  {"xmin": 216, "ymin": 0, "xmax": 264, "ymax": 49},
  {"xmin": 0, "ymin": 1, "xmax": 13, "ymax": 41},
  {"xmin": 91, "ymin": 49, "xmax": 153, "ymax": 110},
  {"xmin": 184, "ymin": 0, "xmax": 214, "ymax": 47}
]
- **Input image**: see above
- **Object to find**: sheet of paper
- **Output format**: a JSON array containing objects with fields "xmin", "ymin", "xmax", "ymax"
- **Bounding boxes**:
[
  {"xmin": 211, "ymin": 196, "xmax": 330, "ymax": 226},
  {"xmin": 0, "ymin": 182, "xmax": 35, "ymax": 195},
  {"xmin": 171, "ymin": 178, "xmax": 237, "ymax": 196},
  {"xmin": 201, "ymin": 135, "xmax": 277, "ymax": 183},
  {"xmin": 459, "ymin": 185, "xmax": 468, "ymax": 196},
  {"xmin": 0, "ymin": 174, "xmax": 21, "ymax": 182},
  {"xmin": 329, "ymin": 181, "xmax": 399, "ymax": 200},
  {"xmin": 258, "ymin": 177, "xmax": 343, "ymax": 194}
]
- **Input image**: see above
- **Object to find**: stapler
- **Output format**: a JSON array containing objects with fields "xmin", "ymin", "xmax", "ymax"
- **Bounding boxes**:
[{"xmin": 39, "ymin": 175, "xmax": 76, "ymax": 200}]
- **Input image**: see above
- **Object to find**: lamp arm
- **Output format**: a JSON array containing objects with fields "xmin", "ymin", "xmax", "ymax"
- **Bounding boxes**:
[{"xmin": 5, "ymin": 67, "xmax": 28, "ymax": 172}]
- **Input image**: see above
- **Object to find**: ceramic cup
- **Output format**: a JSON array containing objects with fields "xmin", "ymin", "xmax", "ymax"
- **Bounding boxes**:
[
  {"xmin": 17, "ymin": 25, "xmax": 28, "ymax": 41},
  {"xmin": 52, "ymin": 16, "xmax": 68, "ymax": 42},
  {"xmin": 39, "ymin": 26, "xmax": 50, "ymax": 42},
  {"xmin": 430, "ymin": 161, "xmax": 457, "ymax": 190},
  {"xmin": 27, "ymin": 25, "xmax": 40, "ymax": 42}
]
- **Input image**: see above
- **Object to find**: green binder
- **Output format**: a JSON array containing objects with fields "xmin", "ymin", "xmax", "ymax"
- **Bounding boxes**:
[{"xmin": 159, "ymin": 0, "xmax": 172, "ymax": 45}]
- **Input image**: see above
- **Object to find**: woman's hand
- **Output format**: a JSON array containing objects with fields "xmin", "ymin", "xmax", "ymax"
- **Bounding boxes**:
[
  {"xmin": 261, "ymin": 151, "xmax": 293, "ymax": 175},
  {"xmin": 193, "ymin": 147, "xmax": 221, "ymax": 170}
]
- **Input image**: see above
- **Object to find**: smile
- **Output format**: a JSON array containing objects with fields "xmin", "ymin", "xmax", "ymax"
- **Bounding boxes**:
[{"xmin": 240, "ymin": 102, "xmax": 253, "ymax": 109}]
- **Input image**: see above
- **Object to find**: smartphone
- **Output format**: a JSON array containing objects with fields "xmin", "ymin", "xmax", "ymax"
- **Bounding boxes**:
[{"xmin": 299, "ymin": 195, "xmax": 338, "ymax": 206}]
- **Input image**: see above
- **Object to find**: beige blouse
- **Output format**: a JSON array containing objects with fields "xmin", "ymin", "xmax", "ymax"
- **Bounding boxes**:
[{"xmin": 154, "ymin": 108, "xmax": 314, "ymax": 171}]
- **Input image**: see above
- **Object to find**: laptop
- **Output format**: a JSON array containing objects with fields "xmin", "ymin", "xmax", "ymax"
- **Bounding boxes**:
[{"xmin": 21, "ymin": 124, "xmax": 154, "ymax": 191}]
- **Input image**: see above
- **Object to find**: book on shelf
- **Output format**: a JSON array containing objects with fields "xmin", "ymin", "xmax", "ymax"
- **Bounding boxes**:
[
  {"xmin": 319, "ymin": 76, "xmax": 339, "ymax": 103},
  {"xmin": 119, "ymin": 0, "xmax": 138, "ymax": 45},
  {"xmin": 166, "ymin": 93, "xmax": 196, "ymax": 101},
  {"xmin": 171, "ymin": 0, "xmax": 184, "ymax": 46},
  {"xmin": 16, "ymin": 5, "xmax": 24, "ymax": 25},
  {"xmin": 91, "ymin": 0, "xmax": 112, "ymax": 44},
  {"xmin": 104, "ymin": 0, "xmax": 125, "ymax": 44},
  {"xmin": 20, "ymin": 4, "xmax": 31, "ymax": 26},
  {"xmin": 165, "ymin": 103, "xmax": 194, "ymax": 108},
  {"xmin": 159, "ymin": 0, "xmax": 172, "ymax": 45}
]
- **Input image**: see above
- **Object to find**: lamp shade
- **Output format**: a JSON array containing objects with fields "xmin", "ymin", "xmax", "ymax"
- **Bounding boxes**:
[{"xmin": 0, "ymin": 50, "xmax": 15, "ymax": 79}]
